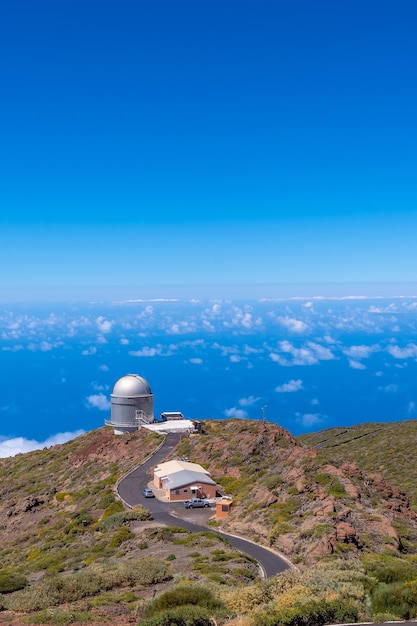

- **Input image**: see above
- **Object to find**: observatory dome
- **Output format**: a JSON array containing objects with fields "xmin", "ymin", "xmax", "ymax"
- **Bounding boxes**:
[{"xmin": 112, "ymin": 374, "xmax": 152, "ymax": 397}]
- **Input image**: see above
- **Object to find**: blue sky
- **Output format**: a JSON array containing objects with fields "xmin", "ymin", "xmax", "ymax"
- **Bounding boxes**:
[{"xmin": 1, "ymin": 1, "xmax": 417, "ymax": 300}]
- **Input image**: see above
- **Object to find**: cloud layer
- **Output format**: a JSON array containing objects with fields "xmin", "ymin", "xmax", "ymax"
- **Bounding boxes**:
[
  {"xmin": 0, "ymin": 430, "xmax": 85, "ymax": 458},
  {"xmin": 2, "ymin": 296, "xmax": 417, "ymax": 440}
]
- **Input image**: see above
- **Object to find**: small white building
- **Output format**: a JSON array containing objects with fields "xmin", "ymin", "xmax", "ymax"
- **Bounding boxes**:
[
  {"xmin": 153, "ymin": 459, "xmax": 216, "ymax": 501},
  {"xmin": 160, "ymin": 412, "xmax": 185, "ymax": 421}
]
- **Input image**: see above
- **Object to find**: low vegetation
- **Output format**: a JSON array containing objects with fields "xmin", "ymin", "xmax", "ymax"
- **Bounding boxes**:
[
  {"xmin": 298, "ymin": 419, "xmax": 417, "ymax": 508},
  {"xmin": 1, "ymin": 420, "xmax": 417, "ymax": 624}
]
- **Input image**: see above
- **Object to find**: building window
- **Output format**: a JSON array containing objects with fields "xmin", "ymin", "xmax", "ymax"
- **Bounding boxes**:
[
  {"xmin": 172, "ymin": 490, "xmax": 180, "ymax": 495},
  {"xmin": 222, "ymin": 505, "xmax": 229, "ymax": 512},
  {"xmin": 183, "ymin": 489, "xmax": 188, "ymax": 493}
]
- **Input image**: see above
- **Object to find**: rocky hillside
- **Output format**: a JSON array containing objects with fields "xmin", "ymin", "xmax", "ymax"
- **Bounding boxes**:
[
  {"xmin": 298, "ymin": 419, "xmax": 417, "ymax": 507},
  {"xmin": 175, "ymin": 419, "xmax": 417, "ymax": 566},
  {"xmin": 1, "ymin": 419, "xmax": 417, "ymax": 624}
]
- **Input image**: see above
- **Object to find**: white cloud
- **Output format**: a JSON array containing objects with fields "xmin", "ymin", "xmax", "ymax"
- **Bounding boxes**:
[
  {"xmin": 407, "ymin": 401, "xmax": 416, "ymax": 415},
  {"xmin": 81, "ymin": 346, "xmax": 97, "ymax": 356},
  {"xmin": 343, "ymin": 344, "xmax": 379, "ymax": 359},
  {"xmin": 189, "ymin": 358, "xmax": 203, "ymax": 365},
  {"xmin": 223, "ymin": 307, "xmax": 262, "ymax": 331},
  {"xmin": 99, "ymin": 364, "xmax": 109, "ymax": 371},
  {"xmin": 114, "ymin": 298, "xmax": 178, "ymax": 303},
  {"xmin": 243, "ymin": 344, "xmax": 263, "ymax": 355},
  {"xmin": 323, "ymin": 335, "xmax": 338, "ymax": 344},
  {"xmin": 348, "ymin": 359, "xmax": 366, "ymax": 370},
  {"xmin": 91, "ymin": 382, "xmax": 108, "ymax": 392},
  {"xmin": 0, "ymin": 403, "xmax": 19, "ymax": 414},
  {"xmin": 296, "ymin": 413, "xmax": 323, "ymax": 428},
  {"xmin": 223, "ymin": 407, "xmax": 248, "ymax": 419},
  {"xmin": 230, "ymin": 354, "xmax": 246, "ymax": 363},
  {"xmin": 128, "ymin": 345, "xmax": 169, "ymax": 357},
  {"xmin": 212, "ymin": 342, "xmax": 240, "ymax": 357},
  {"xmin": 27, "ymin": 341, "xmax": 62, "ymax": 352},
  {"xmin": 234, "ymin": 312, "xmax": 255, "ymax": 329},
  {"xmin": 275, "ymin": 379, "xmax": 303, "ymax": 393},
  {"xmin": 167, "ymin": 321, "xmax": 195, "ymax": 334},
  {"xmin": 139, "ymin": 305, "xmax": 154, "ymax": 317},
  {"xmin": 273, "ymin": 340, "xmax": 334, "ymax": 366},
  {"xmin": 307, "ymin": 342, "xmax": 334, "ymax": 360},
  {"xmin": 276, "ymin": 316, "xmax": 308, "ymax": 333},
  {"xmin": 86, "ymin": 393, "xmax": 110, "ymax": 411},
  {"xmin": 379, "ymin": 384, "xmax": 398, "ymax": 393},
  {"xmin": 0, "ymin": 430, "xmax": 85, "ymax": 458},
  {"xmin": 40, "ymin": 341, "xmax": 54, "ymax": 351},
  {"xmin": 96, "ymin": 316, "xmax": 113, "ymax": 333},
  {"xmin": 239, "ymin": 395, "xmax": 261, "ymax": 407},
  {"xmin": 387, "ymin": 343, "xmax": 417, "ymax": 359},
  {"xmin": 269, "ymin": 353, "xmax": 288, "ymax": 365}
]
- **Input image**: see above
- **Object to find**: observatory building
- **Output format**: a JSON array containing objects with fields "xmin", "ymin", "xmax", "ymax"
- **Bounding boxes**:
[{"xmin": 105, "ymin": 374, "xmax": 154, "ymax": 435}]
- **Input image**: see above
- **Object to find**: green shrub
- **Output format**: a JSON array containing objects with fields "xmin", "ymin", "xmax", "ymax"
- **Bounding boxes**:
[
  {"xmin": 4, "ymin": 558, "xmax": 173, "ymax": 611},
  {"xmin": 371, "ymin": 580, "xmax": 417, "ymax": 619},
  {"xmin": 26, "ymin": 549, "xmax": 69, "ymax": 573},
  {"xmin": 207, "ymin": 573, "xmax": 226, "ymax": 584},
  {"xmin": 231, "ymin": 567, "xmax": 256, "ymax": 580},
  {"xmin": 253, "ymin": 598, "xmax": 359, "ymax": 626},
  {"xmin": 55, "ymin": 492, "xmax": 71, "ymax": 502},
  {"xmin": 139, "ymin": 604, "xmax": 214, "ymax": 625},
  {"xmin": 98, "ymin": 505, "xmax": 150, "ymax": 531},
  {"xmin": 97, "ymin": 490, "xmax": 116, "ymax": 509},
  {"xmin": 0, "ymin": 570, "xmax": 28, "ymax": 593},
  {"xmin": 63, "ymin": 511, "xmax": 94, "ymax": 535},
  {"xmin": 364, "ymin": 555, "xmax": 417, "ymax": 584},
  {"xmin": 24, "ymin": 609, "xmax": 95, "ymax": 624},
  {"xmin": 308, "ymin": 472, "xmax": 347, "ymax": 498},
  {"xmin": 145, "ymin": 584, "xmax": 225, "ymax": 617},
  {"xmin": 312, "ymin": 523, "xmax": 332, "ymax": 538},
  {"xmin": 109, "ymin": 526, "xmax": 133, "ymax": 548},
  {"xmin": 101, "ymin": 501, "xmax": 124, "ymax": 519},
  {"xmin": 263, "ymin": 474, "xmax": 283, "ymax": 490}
]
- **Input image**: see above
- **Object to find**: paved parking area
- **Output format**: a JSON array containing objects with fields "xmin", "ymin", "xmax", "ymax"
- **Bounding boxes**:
[{"xmin": 171, "ymin": 505, "xmax": 215, "ymax": 525}]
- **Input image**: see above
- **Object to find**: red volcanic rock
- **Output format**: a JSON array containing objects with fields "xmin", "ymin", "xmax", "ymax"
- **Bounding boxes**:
[{"xmin": 335, "ymin": 521, "xmax": 357, "ymax": 543}]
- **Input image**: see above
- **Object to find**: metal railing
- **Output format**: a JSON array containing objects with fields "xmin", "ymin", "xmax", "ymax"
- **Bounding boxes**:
[{"xmin": 105, "ymin": 409, "xmax": 151, "ymax": 428}]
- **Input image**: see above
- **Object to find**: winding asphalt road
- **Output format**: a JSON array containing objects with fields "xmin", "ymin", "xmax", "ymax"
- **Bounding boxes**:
[{"xmin": 117, "ymin": 433, "xmax": 290, "ymax": 578}]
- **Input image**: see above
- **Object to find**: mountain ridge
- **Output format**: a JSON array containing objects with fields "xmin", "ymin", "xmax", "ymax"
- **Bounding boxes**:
[
  {"xmin": 297, "ymin": 419, "xmax": 417, "ymax": 507},
  {"xmin": 1, "ymin": 419, "xmax": 417, "ymax": 624}
]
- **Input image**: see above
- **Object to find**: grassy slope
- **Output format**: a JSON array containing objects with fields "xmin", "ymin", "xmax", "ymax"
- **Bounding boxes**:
[
  {"xmin": 0, "ymin": 426, "xmax": 263, "ymax": 624},
  {"xmin": 297, "ymin": 419, "xmax": 417, "ymax": 509},
  {"xmin": 174, "ymin": 420, "xmax": 417, "ymax": 566},
  {"xmin": 1, "ymin": 420, "xmax": 417, "ymax": 624}
]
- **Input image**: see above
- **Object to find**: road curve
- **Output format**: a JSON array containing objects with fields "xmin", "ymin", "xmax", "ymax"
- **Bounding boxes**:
[{"xmin": 117, "ymin": 432, "xmax": 291, "ymax": 578}]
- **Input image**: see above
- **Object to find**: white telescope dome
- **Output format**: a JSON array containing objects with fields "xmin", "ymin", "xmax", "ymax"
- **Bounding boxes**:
[{"xmin": 112, "ymin": 374, "xmax": 152, "ymax": 397}]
